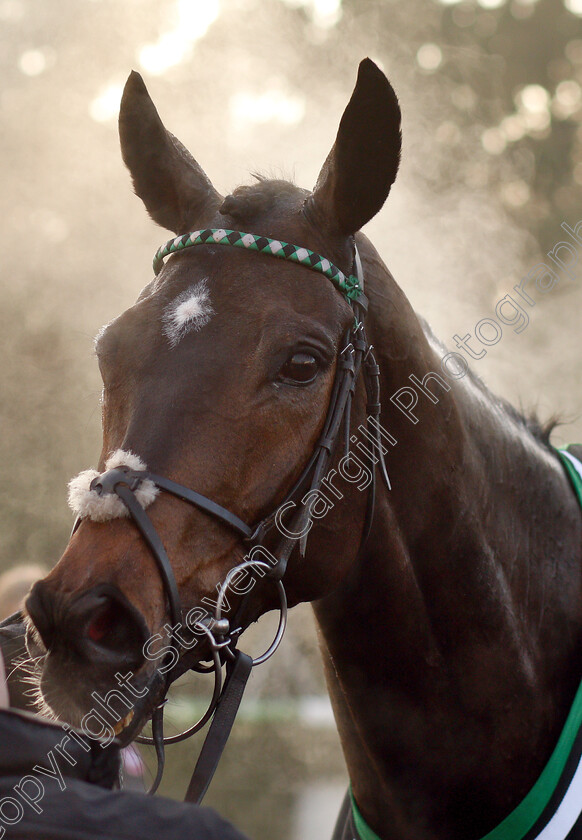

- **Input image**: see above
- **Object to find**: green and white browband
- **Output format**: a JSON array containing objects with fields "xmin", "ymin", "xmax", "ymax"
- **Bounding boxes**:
[{"xmin": 152, "ymin": 228, "xmax": 362, "ymax": 302}]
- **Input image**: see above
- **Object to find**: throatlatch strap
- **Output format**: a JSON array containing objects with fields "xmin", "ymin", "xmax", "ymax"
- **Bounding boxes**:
[{"xmin": 184, "ymin": 650, "xmax": 253, "ymax": 804}]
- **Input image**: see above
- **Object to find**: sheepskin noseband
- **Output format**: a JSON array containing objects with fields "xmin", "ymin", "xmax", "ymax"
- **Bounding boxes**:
[{"xmin": 68, "ymin": 449, "xmax": 159, "ymax": 522}]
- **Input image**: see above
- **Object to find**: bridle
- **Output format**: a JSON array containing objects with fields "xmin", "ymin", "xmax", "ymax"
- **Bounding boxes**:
[{"xmin": 80, "ymin": 228, "xmax": 391, "ymax": 802}]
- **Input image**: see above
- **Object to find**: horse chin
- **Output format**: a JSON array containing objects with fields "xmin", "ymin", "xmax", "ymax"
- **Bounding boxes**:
[{"xmin": 41, "ymin": 662, "xmax": 160, "ymax": 747}]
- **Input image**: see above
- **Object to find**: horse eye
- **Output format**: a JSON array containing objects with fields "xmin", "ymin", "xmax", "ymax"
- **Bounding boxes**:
[{"xmin": 279, "ymin": 352, "xmax": 319, "ymax": 384}]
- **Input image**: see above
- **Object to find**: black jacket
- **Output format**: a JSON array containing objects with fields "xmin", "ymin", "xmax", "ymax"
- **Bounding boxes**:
[{"xmin": 0, "ymin": 707, "xmax": 250, "ymax": 840}]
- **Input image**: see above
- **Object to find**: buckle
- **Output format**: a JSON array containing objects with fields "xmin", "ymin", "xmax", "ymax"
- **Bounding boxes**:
[{"xmin": 90, "ymin": 466, "xmax": 143, "ymax": 496}]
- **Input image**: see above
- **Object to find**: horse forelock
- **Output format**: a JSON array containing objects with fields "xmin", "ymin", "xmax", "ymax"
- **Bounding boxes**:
[{"xmin": 219, "ymin": 178, "xmax": 303, "ymax": 225}]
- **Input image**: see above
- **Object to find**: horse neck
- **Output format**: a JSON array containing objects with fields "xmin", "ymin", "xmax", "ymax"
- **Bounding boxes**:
[{"xmin": 313, "ymin": 253, "xmax": 582, "ymax": 839}]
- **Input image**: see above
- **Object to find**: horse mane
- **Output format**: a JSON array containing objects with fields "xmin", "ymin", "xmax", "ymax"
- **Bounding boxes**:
[
  {"xmin": 420, "ymin": 317, "xmax": 559, "ymax": 449},
  {"xmin": 466, "ymin": 367, "xmax": 560, "ymax": 448}
]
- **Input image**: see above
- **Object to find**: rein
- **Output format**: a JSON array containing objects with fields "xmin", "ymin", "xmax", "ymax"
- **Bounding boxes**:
[{"xmin": 81, "ymin": 229, "xmax": 391, "ymax": 802}]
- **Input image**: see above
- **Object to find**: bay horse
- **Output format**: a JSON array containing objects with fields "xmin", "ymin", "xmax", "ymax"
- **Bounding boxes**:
[{"xmin": 22, "ymin": 59, "xmax": 582, "ymax": 839}]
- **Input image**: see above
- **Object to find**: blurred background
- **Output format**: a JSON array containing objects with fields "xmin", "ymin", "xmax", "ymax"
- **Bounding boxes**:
[{"xmin": 0, "ymin": 0, "xmax": 581, "ymax": 836}]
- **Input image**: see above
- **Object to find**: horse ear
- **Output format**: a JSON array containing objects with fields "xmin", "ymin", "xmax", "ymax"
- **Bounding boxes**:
[
  {"xmin": 118, "ymin": 71, "xmax": 222, "ymax": 233},
  {"xmin": 310, "ymin": 58, "xmax": 401, "ymax": 236}
]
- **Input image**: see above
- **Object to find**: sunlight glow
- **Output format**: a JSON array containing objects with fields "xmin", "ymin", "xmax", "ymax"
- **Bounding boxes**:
[
  {"xmin": 494, "ymin": 97, "xmax": 552, "ymax": 143},
  {"xmin": 229, "ymin": 89, "xmax": 306, "ymax": 128},
  {"xmin": 512, "ymin": 84, "xmax": 551, "ymax": 133},
  {"xmin": 500, "ymin": 114, "xmax": 526, "ymax": 142},
  {"xmin": 517, "ymin": 84, "xmax": 550, "ymax": 113},
  {"xmin": 476, "ymin": 0, "xmax": 506, "ymax": 8},
  {"xmin": 523, "ymin": 110, "xmax": 551, "ymax": 131},
  {"xmin": 138, "ymin": 0, "xmax": 220, "ymax": 76},
  {"xmin": 500, "ymin": 180, "xmax": 530, "ymax": 207},
  {"xmin": 89, "ymin": 83, "xmax": 123, "ymax": 123},
  {"xmin": 553, "ymin": 80, "xmax": 582, "ymax": 119},
  {"xmin": 416, "ymin": 43, "xmax": 443, "ymax": 71},
  {"xmin": 565, "ymin": 0, "xmax": 582, "ymax": 15},
  {"xmin": 18, "ymin": 49, "xmax": 47, "ymax": 76},
  {"xmin": 556, "ymin": 80, "xmax": 581, "ymax": 107},
  {"xmin": 280, "ymin": 0, "xmax": 342, "ymax": 29}
]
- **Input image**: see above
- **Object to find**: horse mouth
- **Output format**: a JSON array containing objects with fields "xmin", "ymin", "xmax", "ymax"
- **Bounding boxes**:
[
  {"xmin": 22, "ymin": 656, "xmax": 164, "ymax": 747},
  {"xmin": 22, "ymin": 613, "xmax": 167, "ymax": 746},
  {"xmin": 113, "ymin": 709, "xmax": 134, "ymax": 733}
]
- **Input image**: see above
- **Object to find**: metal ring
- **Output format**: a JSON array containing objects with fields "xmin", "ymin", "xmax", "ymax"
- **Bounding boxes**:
[
  {"xmin": 252, "ymin": 579, "xmax": 287, "ymax": 665},
  {"xmin": 137, "ymin": 624, "xmax": 223, "ymax": 746},
  {"xmin": 215, "ymin": 559, "xmax": 288, "ymax": 666}
]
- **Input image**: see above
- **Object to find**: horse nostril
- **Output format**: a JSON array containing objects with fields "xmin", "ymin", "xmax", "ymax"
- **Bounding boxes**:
[
  {"xmin": 80, "ymin": 588, "xmax": 149, "ymax": 670},
  {"xmin": 87, "ymin": 602, "xmax": 117, "ymax": 643},
  {"xmin": 27, "ymin": 582, "xmax": 149, "ymax": 671},
  {"xmin": 25, "ymin": 579, "xmax": 56, "ymax": 652}
]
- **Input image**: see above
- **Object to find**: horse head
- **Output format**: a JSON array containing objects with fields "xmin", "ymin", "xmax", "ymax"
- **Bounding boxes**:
[{"xmin": 24, "ymin": 59, "xmax": 402, "ymax": 738}]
